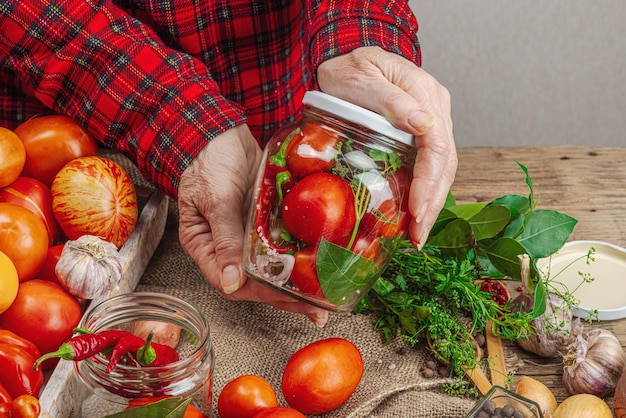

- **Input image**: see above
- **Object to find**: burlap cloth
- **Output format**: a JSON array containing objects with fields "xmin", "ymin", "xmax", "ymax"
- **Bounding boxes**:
[{"xmin": 111, "ymin": 151, "xmax": 477, "ymax": 417}]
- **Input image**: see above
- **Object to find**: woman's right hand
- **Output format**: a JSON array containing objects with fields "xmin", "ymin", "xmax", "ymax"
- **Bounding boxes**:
[{"xmin": 177, "ymin": 125, "xmax": 329, "ymax": 326}]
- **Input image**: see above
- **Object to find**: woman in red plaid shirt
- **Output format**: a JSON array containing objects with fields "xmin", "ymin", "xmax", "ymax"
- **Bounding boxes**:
[{"xmin": 0, "ymin": 0, "xmax": 456, "ymax": 325}]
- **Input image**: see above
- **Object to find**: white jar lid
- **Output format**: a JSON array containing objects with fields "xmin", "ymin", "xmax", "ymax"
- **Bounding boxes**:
[{"xmin": 302, "ymin": 91, "xmax": 415, "ymax": 146}]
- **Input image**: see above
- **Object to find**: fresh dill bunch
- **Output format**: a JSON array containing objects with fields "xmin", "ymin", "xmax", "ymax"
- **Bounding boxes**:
[{"xmin": 355, "ymin": 241, "xmax": 534, "ymax": 378}]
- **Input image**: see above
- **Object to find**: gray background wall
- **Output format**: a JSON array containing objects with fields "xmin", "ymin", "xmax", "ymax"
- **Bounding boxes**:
[{"xmin": 409, "ymin": 1, "xmax": 626, "ymax": 147}]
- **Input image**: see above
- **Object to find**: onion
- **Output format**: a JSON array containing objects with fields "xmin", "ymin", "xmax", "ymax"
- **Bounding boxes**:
[
  {"xmin": 515, "ymin": 375, "xmax": 557, "ymax": 417},
  {"xmin": 562, "ymin": 328, "xmax": 626, "ymax": 397},
  {"xmin": 55, "ymin": 235, "xmax": 122, "ymax": 299},
  {"xmin": 553, "ymin": 393, "xmax": 612, "ymax": 418},
  {"xmin": 131, "ymin": 320, "xmax": 181, "ymax": 349}
]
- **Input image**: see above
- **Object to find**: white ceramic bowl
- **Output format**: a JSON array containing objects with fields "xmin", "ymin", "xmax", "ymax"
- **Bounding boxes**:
[{"xmin": 537, "ymin": 240, "xmax": 626, "ymax": 321}]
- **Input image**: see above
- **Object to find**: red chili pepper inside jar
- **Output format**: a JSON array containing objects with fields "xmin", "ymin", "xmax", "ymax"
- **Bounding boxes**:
[
  {"xmin": 74, "ymin": 292, "xmax": 214, "ymax": 417},
  {"xmin": 243, "ymin": 91, "xmax": 416, "ymax": 312}
]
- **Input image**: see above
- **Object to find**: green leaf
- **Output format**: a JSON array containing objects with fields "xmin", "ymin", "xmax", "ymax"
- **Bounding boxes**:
[
  {"xmin": 104, "ymin": 398, "xmax": 191, "ymax": 418},
  {"xmin": 430, "ymin": 208, "xmax": 458, "ymax": 237},
  {"xmin": 516, "ymin": 209, "xmax": 578, "ymax": 258},
  {"xmin": 447, "ymin": 203, "xmax": 486, "ymax": 220},
  {"xmin": 484, "ymin": 237, "xmax": 528, "ymax": 280},
  {"xmin": 489, "ymin": 194, "xmax": 530, "ymax": 217},
  {"xmin": 515, "ymin": 161, "xmax": 534, "ymax": 205},
  {"xmin": 467, "ymin": 205, "xmax": 511, "ymax": 241},
  {"xmin": 532, "ymin": 279, "xmax": 547, "ymax": 318},
  {"xmin": 317, "ymin": 239, "xmax": 378, "ymax": 305},
  {"xmin": 443, "ymin": 191, "xmax": 456, "ymax": 208},
  {"xmin": 427, "ymin": 219, "xmax": 475, "ymax": 258}
]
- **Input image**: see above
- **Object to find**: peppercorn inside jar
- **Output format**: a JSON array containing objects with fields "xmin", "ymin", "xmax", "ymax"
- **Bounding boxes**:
[
  {"xmin": 243, "ymin": 90, "xmax": 417, "ymax": 312},
  {"xmin": 74, "ymin": 292, "xmax": 214, "ymax": 417}
]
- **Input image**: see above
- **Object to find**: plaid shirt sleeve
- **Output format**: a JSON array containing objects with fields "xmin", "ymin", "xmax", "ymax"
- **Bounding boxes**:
[
  {"xmin": 307, "ymin": 0, "xmax": 421, "ymax": 68},
  {"xmin": 0, "ymin": 0, "xmax": 420, "ymax": 198}
]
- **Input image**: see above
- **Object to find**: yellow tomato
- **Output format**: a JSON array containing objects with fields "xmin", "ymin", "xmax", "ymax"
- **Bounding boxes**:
[{"xmin": 0, "ymin": 250, "xmax": 19, "ymax": 314}]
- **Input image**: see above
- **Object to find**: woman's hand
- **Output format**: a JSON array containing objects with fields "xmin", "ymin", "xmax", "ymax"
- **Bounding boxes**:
[
  {"xmin": 178, "ymin": 125, "xmax": 329, "ymax": 326},
  {"xmin": 317, "ymin": 46, "xmax": 458, "ymax": 249}
]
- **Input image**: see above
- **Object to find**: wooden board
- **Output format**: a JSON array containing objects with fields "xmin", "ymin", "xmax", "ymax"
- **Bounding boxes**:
[{"xmin": 38, "ymin": 184, "xmax": 169, "ymax": 418}]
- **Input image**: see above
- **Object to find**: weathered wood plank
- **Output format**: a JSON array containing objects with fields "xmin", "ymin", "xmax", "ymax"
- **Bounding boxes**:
[{"xmin": 454, "ymin": 146, "xmax": 626, "ymax": 406}]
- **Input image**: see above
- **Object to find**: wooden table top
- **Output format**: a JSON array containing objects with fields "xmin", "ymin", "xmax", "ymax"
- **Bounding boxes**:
[{"xmin": 452, "ymin": 146, "xmax": 626, "ymax": 406}]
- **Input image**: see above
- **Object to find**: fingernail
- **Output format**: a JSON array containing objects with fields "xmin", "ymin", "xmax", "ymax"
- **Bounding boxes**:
[
  {"xmin": 221, "ymin": 265, "xmax": 241, "ymax": 294},
  {"xmin": 309, "ymin": 312, "xmax": 329, "ymax": 328},
  {"xmin": 415, "ymin": 201, "xmax": 428, "ymax": 224},
  {"xmin": 408, "ymin": 110, "xmax": 434, "ymax": 133}
]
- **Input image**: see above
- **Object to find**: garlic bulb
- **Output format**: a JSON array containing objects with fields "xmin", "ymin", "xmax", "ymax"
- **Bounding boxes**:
[
  {"xmin": 55, "ymin": 235, "xmax": 123, "ymax": 300},
  {"xmin": 562, "ymin": 328, "xmax": 626, "ymax": 397}
]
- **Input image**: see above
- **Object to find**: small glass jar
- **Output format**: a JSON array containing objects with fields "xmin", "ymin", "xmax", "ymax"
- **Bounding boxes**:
[
  {"xmin": 74, "ymin": 292, "xmax": 214, "ymax": 417},
  {"xmin": 243, "ymin": 91, "xmax": 416, "ymax": 312},
  {"xmin": 465, "ymin": 386, "xmax": 543, "ymax": 418}
]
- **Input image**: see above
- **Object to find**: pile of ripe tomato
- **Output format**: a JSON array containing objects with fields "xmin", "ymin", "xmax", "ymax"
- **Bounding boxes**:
[{"xmin": 0, "ymin": 115, "xmax": 137, "ymax": 417}]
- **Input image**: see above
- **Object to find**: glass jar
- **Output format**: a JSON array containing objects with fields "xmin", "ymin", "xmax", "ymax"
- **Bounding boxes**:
[
  {"xmin": 243, "ymin": 90, "xmax": 416, "ymax": 312},
  {"xmin": 74, "ymin": 292, "xmax": 214, "ymax": 417}
]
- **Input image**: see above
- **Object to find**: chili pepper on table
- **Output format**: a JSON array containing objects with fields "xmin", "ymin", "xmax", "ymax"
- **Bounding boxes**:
[
  {"xmin": 106, "ymin": 331, "xmax": 180, "ymax": 373},
  {"xmin": 254, "ymin": 127, "xmax": 300, "ymax": 255},
  {"xmin": 0, "ymin": 343, "xmax": 43, "ymax": 399},
  {"xmin": 32, "ymin": 328, "xmax": 130, "ymax": 371}
]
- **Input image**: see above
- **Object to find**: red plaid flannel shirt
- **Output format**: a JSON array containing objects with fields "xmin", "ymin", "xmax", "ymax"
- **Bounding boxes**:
[{"xmin": 0, "ymin": 0, "xmax": 421, "ymax": 198}]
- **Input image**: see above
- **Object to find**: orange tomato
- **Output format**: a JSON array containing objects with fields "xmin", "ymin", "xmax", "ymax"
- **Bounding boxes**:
[
  {"xmin": 218, "ymin": 375, "xmax": 279, "ymax": 418},
  {"xmin": 51, "ymin": 156, "xmax": 137, "ymax": 248},
  {"xmin": 252, "ymin": 406, "xmax": 307, "ymax": 418},
  {"xmin": 0, "ymin": 251, "xmax": 19, "ymax": 314},
  {"xmin": 0, "ymin": 203, "xmax": 48, "ymax": 282},
  {"xmin": 15, "ymin": 115, "xmax": 98, "ymax": 187},
  {"xmin": 281, "ymin": 338, "xmax": 363, "ymax": 414},
  {"xmin": 0, "ymin": 127, "xmax": 26, "ymax": 188}
]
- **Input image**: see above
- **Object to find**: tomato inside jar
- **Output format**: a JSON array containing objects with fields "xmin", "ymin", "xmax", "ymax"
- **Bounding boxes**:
[{"xmin": 243, "ymin": 91, "xmax": 416, "ymax": 312}]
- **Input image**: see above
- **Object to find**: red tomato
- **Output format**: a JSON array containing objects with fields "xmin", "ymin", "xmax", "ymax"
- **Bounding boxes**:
[
  {"xmin": 10, "ymin": 394, "xmax": 40, "ymax": 418},
  {"xmin": 0, "ymin": 280, "xmax": 82, "ymax": 370},
  {"xmin": 0, "ymin": 402, "xmax": 10, "ymax": 417},
  {"xmin": 217, "ymin": 375, "xmax": 279, "ymax": 418},
  {"xmin": 252, "ymin": 406, "xmax": 307, "ymax": 418},
  {"xmin": 290, "ymin": 247, "xmax": 324, "ymax": 297},
  {"xmin": 0, "ymin": 176, "xmax": 61, "ymax": 245},
  {"xmin": 285, "ymin": 124, "xmax": 340, "ymax": 178},
  {"xmin": 361, "ymin": 199, "xmax": 411, "ymax": 239},
  {"xmin": 126, "ymin": 396, "xmax": 204, "ymax": 418},
  {"xmin": 14, "ymin": 115, "xmax": 98, "ymax": 187},
  {"xmin": 51, "ymin": 156, "xmax": 138, "ymax": 248},
  {"xmin": 350, "ymin": 233, "xmax": 381, "ymax": 261},
  {"xmin": 0, "ymin": 203, "xmax": 49, "ymax": 282},
  {"xmin": 36, "ymin": 244, "xmax": 65, "ymax": 285},
  {"xmin": 281, "ymin": 173, "xmax": 355, "ymax": 246},
  {"xmin": 0, "ymin": 127, "xmax": 26, "ymax": 188},
  {"xmin": 282, "ymin": 338, "xmax": 363, "ymax": 415}
]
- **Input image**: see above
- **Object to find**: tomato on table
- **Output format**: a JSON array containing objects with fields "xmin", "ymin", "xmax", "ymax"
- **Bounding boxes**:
[
  {"xmin": 0, "ymin": 251, "xmax": 19, "ymax": 315},
  {"xmin": 0, "ymin": 127, "xmax": 26, "ymax": 188},
  {"xmin": 36, "ymin": 244, "xmax": 65, "ymax": 285},
  {"xmin": 0, "ymin": 176, "xmax": 61, "ymax": 245},
  {"xmin": 10, "ymin": 394, "xmax": 40, "ymax": 418},
  {"xmin": 282, "ymin": 338, "xmax": 364, "ymax": 414},
  {"xmin": 51, "ymin": 155, "xmax": 138, "ymax": 248},
  {"xmin": 0, "ymin": 280, "xmax": 82, "ymax": 369},
  {"xmin": 218, "ymin": 375, "xmax": 279, "ymax": 418},
  {"xmin": 14, "ymin": 115, "xmax": 99, "ymax": 187},
  {"xmin": 253, "ymin": 406, "xmax": 307, "ymax": 418},
  {"xmin": 0, "ymin": 203, "xmax": 49, "ymax": 282}
]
